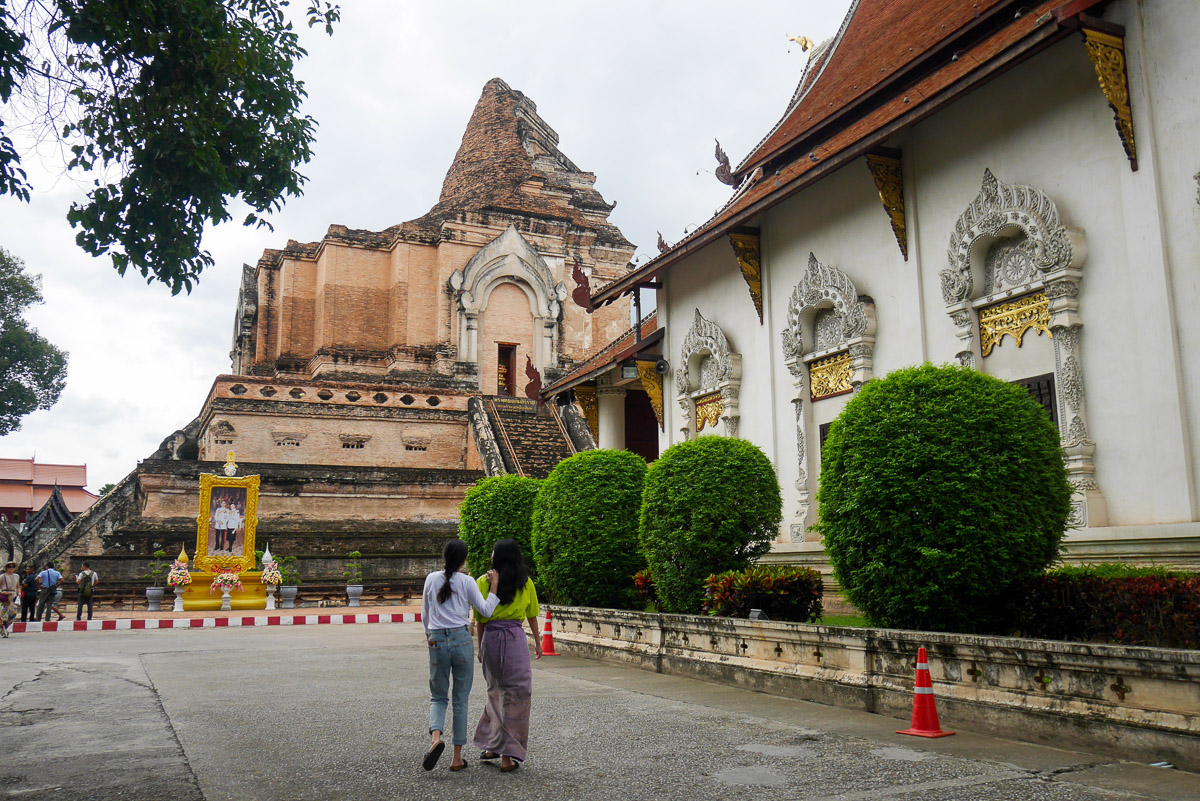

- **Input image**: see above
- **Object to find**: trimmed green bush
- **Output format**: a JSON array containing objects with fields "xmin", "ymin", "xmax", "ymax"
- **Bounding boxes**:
[
  {"xmin": 458, "ymin": 475, "xmax": 541, "ymax": 580},
  {"xmin": 531, "ymin": 449, "xmax": 647, "ymax": 609},
  {"xmin": 703, "ymin": 565, "xmax": 823, "ymax": 622},
  {"xmin": 639, "ymin": 436, "xmax": 782, "ymax": 614},
  {"xmin": 817, "ymin": 364, "xmax": 1071, "ymax": 633}
]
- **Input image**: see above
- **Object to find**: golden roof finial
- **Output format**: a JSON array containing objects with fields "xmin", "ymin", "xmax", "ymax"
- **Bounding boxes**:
[
  {"xmin": 787, "ymin": 34, "xmax": 815, "ymax": 52},
  {"xmin": 177, "ymin": 544, "xmax": 189, "ymax": 563}
]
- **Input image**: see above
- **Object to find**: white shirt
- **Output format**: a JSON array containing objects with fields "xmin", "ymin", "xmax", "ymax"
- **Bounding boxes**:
[
  {"xmin": 214, "ymin": 508, "xmax": 229, "ymax": 528},
  {"xmin": 422, "ymin": 571, "xmax": 499, "ymax": 636},
  {"xmin": 76, "ymin": 569, "xmax": 98, "ymax": 585},
  {"xmin": 226, "ymin": 509, "xmax": 242, "ymax": 529}
]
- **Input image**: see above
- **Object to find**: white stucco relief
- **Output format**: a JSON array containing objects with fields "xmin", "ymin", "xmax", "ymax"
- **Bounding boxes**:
[
  {"xmin": 448, "ymin": 225, "xmax": 567, "ymax": 381},
  {"xmin": 675, "ymin": 309, "xmax": 742, "ymax": 440},
  {"xmin": 781, "ymin": 253, "xmax": 877, "ymax": 539},
  {"xmin": 941, "ymin": 169, "xmax": 1105, "ymax": 527}
]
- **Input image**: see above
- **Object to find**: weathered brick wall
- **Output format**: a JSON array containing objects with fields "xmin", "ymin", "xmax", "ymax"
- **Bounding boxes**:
[{"xmin": 477, "ymin": 282, "xmax": 537, "ymax": 395}]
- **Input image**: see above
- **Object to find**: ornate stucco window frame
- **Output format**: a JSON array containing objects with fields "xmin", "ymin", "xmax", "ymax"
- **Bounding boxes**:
[
  {"xmin": 447, "ymin": 225, "xmax": 568, "ymax": 384},
  {"xmin": 940, "ymin": 169, "xmax": 1105, "ymax": 528},
  {"xmin": 781, "ymin": 253, "xmax": 877, "ymax": 539},
  {"xmin": 675, "ymin": 309, "xmax": 742, "ymax": 440}
]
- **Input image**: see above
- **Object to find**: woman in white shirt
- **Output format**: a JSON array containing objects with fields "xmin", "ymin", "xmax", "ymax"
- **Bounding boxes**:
[{"xmin": 422, "ymin": 539, "xmax": 499, "ymax": 772}]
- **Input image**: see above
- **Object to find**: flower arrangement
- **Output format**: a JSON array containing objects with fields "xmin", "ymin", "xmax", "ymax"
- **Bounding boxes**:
[
  {"xmin": 260, "ymin": 561, "xmax": 282, "ymax": 587},
  {"xmin": 167, "ymin": 560, "xmax": 192, "ymax": 587},
  {"xmin": 209, "ymin": 571, "xmax": 243, "ymax": 594}
]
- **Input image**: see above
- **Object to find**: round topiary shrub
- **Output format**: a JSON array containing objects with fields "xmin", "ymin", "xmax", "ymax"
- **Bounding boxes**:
[
  {"xmin": 817, "ymin": 364, "xmax": 1071, "ymax": 633},
  {"xmin": 531, "ymin": 449, "xmax": 647, "ymax": 609},
  {"xmin": 639, "ymin": 436, "xmax": 782, "ymax": 614},
  {"xmin": 458, "ymin": 475, "xmax": 542, "ymax": 581}
]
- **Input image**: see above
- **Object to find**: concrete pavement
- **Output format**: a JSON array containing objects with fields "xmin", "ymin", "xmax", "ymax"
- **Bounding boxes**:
[{"xmin": 1, "ymin": 623, "xmax": 1196, "ymax": 801}]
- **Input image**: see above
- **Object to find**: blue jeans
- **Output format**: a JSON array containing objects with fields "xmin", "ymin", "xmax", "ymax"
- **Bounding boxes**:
[{"xmin": 428, "ymin": 626, "xmax": 474, "ymax": 745}]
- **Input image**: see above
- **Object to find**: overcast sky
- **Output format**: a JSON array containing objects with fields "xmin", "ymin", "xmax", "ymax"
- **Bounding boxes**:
[{"xmin": 0, "ymin": 0, "xmax": 852, "ymax": 490}]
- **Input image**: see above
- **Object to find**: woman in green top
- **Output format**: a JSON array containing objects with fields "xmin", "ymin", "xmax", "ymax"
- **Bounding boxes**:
[{"xmin": 473, "ymin": 538, "xmax": 541, "ymax": 771}]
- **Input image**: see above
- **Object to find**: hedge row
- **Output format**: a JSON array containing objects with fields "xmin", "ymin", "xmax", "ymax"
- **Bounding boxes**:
[{"xmin": 1011, "ymin": 565, "xmax": 1200, "ymax": 649}]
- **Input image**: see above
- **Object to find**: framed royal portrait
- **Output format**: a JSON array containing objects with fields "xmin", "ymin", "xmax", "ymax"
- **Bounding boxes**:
[{"xmin": 195, "ymin": 473, "xmax": 260, "ymax": 573}]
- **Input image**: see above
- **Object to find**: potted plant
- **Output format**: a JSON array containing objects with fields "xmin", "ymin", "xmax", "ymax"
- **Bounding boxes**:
[
  {"xmin": 260, "ymin": 545, "xmax": 282, "ymax": 611},
  {"xmin": 344, "ymin": 550, "xmax": 364, "ymax": 607},
  {"xmin": 167, "ymin": 559, "xmax": 192, "ymax": 612},
  {"xmin": 209, "ymin": 571, "xmax": 243, "ymax": 611},
  {"xmin": 145, "ymin": 550, "xmax": 168, "ymax": 611},
  {"xmin": 278, "ymin": 555, "xmax": 302, "ymax": 609}
]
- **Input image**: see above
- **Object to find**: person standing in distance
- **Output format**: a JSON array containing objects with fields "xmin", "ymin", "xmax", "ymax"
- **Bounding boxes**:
[
  {"xmin": 75, "ymin": 562, "xmax": 99, "ymax": 621},
  {"xmin": 35, "ymin": 563, "xmax": 63, "ymax": 622}
]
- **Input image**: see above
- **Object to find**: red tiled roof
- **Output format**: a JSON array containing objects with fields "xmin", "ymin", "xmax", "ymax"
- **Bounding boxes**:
[
  {"xmin": 738, "ymin": 0, "xmax": 1012, "ymax": 176},
  {"xmin": 544, "ymin": 312, "xmax": 660, "ymax": 395},
  {"xmin": 593, "ymin": 0, "xmax": 1075, "ymax": 305}
]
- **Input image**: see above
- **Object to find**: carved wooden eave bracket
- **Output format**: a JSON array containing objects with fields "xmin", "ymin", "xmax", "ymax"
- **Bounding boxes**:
[
  {"xmin": 1082, "ymin": 24, "xmax": 1137, "ymax": 171},
  {"xmin": 727, "ymin": 228, "xmax": 763, "ymax": 324},
  {"xmin": 865, "ymin": 150, "xmax": 908, "ymax": 260},
  {"xmin": 635, "ymin": 362, "xmax": 665, "ymax": 431}
]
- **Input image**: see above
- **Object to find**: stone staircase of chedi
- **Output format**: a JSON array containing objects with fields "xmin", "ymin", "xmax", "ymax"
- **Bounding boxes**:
[{"xmin": 468, "ymin": 396, "xmax": 594, "ymax": 478}]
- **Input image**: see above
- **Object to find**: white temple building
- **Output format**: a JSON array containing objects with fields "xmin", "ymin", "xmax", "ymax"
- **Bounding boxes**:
[{"xmin": 572, "ymin": 0, "xmax": 1200, "ymax": 570}]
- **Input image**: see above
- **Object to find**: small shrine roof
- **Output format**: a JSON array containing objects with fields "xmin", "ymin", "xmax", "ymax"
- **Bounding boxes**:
[{"xmin": 543, "ymin": 311, "xmax": 660, "ymax": 396}]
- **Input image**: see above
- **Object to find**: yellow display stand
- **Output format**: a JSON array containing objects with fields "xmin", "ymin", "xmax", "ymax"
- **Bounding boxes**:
[{"xmin": 179, "ymin": 571, "xmax": 268, "ymax": 611}]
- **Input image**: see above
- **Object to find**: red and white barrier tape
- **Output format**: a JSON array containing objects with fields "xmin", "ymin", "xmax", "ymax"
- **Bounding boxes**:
[{"xmin": 8, "ymin": 612, "xmax": 422, "ymax": 634}]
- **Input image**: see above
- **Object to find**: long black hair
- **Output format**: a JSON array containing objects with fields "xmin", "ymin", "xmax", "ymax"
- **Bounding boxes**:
[
  {"xmin": 491, "ymin": 538, "xmax": 528, "ymax": 606},
  {"xmin": 436, "ymin": 539, "xmax": 469, "ymax": 604}
]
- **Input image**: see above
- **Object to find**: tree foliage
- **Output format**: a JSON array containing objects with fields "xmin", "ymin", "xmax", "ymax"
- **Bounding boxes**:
[
  {"xmin": 0, "ymin": 0, "xmax": 339, "ymax": 294},
  {"xmin": 0, "ymin": 247, "xmax": 67, "ymax": 435},
  {"xmin": 458, "ymin": 475, "xmax": 541, "ymax": 582},
  {"xmin": 639, "ymin": 436, "xmax": 781, "ymax": 615},
  {"xmin": 817, "ymin": 364, "xmax": 1071, "ymax": 633},
  {"xmin": 531, "ymin": 449, "xmax": 646, "ymax": 609}
]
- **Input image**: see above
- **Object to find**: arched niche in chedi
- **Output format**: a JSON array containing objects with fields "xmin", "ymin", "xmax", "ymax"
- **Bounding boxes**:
[
  {"xmin": 940, "ymin": 168, "xmax": 1105, "ymax": 527},
  {"xmin": 781, "ymin": 253, "xmax": 877, "ymax": 539},
  {"xmin": 448, "ymin": 225, "xmax": 568, "ymax": 383},
  {"xmin": 676, "ymin": 310, "xmax": 742, "ymax": 440}
]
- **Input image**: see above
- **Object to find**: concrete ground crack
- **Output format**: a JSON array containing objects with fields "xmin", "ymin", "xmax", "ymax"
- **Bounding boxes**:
[
  {"xmin": 1, "ymin": 669, "xmax": 48, "ymax": 703},
  {"xmin": 138, "ymin": 652, "xmax": 207, "ymax": 801},
  {"xmin": 1037, "ymin": 761, "xmax": 1120, "ymax": 780},
  {"xmin": 61, "ymin": 663, "xmax": 154, "ymax": 690}
]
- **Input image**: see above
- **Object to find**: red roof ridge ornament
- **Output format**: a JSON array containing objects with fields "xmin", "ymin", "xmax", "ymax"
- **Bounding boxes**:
[
  {"xmin": 714, "ymin": 140, "xmax": 737, "ymax": 187},
  {"xmin": 656, "ymin": 232, "xmax": 671, "ymax": 253}
]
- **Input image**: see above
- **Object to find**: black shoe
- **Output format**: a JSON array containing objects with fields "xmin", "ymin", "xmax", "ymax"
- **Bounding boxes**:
[
  {"xmin": 422, "ymin": 741, "xmax": 445, "ymax": 771},
  {"xmin": 480, "ymin": 750, "xmax": 499, "ymax": 761}
]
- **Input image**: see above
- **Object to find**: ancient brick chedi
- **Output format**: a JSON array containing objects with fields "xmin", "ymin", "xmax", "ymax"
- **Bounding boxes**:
[{"xmin": 35, "ymin": 79, "xmax": 633, "ymax": 588}]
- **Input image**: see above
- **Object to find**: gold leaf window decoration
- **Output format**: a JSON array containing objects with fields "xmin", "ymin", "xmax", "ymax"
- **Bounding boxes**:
[
  {"xmin": 978, "ymin": 292, "xmax": 1051, "ymax": 357},
  {"xmin": 809, "ymin": 352, "xmax": 852, "ymax": 400},
  {"xmin": 694, "ymin": 392, "xmax": 723, "ymax": 432}
]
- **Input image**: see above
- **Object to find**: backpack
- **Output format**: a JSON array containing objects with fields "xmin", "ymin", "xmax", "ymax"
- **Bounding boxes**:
[{"xmin": 80, "ymin": 572, "xmax": 93, "ymax": 597}]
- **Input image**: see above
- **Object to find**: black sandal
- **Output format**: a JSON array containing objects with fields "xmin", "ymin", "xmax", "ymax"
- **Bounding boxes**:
[
  {"xmin": 449, "ymin": 760, "xmax": 469, "ymax": 772},
  {"xmin": 480, "ymin": 750, "xmax": 499, "ymax": 760},
  {"xmin": 422, "ymin": 741, "xmax": 445, "ymax": 771}
]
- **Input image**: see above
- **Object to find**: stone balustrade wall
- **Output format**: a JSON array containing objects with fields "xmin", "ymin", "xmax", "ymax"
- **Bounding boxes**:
[{"xmin": 547, "ymin": 605, "xmax": 1200, "ymax": 771}]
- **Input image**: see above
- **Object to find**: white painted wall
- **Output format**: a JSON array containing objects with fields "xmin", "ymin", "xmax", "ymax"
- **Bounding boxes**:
[{"xmin": 660, "ymin": 0, "xmax": 1200, "ymax": 546}]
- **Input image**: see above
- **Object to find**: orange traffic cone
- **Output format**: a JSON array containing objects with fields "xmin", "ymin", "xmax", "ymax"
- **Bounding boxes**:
[
  {"xmin": 897, "ymin": 646, "xmax": 954, "ymax": 738},
  {"xmin": 540, "ymin": 609, "xmax": 559, "ymax": 656}
]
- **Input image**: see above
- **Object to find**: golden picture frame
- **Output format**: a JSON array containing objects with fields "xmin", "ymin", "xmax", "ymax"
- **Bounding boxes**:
[{"xmin": 194, "ymin": 473, "xmax": 260, "ymax": 574}]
